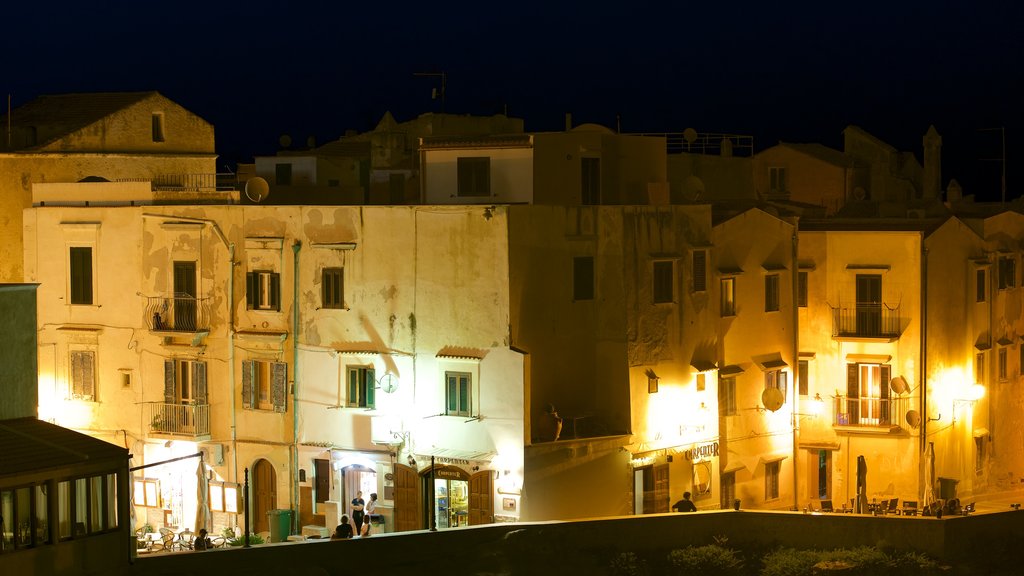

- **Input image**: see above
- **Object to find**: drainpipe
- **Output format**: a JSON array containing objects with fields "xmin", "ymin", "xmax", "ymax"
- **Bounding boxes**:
[
  {"xmin": 292, "ymin": 240, "xmax": 301, "ymax": 532},
  {"xmin": 791, "ymin": 222, "xmax": 800, "ymax": 511},
  {"xmin": 919, "ymin": 239, "xmax": 927, "ymax": 502}
]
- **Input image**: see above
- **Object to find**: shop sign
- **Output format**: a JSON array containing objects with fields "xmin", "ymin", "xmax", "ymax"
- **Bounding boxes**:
[
  {"xmin": 432, "ymin": 466, "xmax": 470, "ymax": 481},
  {"xmin": 683, "ymin": 441, "xmax": 719, "ymax": 461}
]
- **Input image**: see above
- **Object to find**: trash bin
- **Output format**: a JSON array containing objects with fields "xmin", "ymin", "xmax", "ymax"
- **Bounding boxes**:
[
  {"xmin": 267, "ymin": 509, "xmax": 293, "ymax": 543},
  {"xmin": 938, "ymin": 477, "xmax": 959, "ymax": 501}
]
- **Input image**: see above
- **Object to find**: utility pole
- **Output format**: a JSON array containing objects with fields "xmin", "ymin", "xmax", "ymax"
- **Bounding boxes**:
[{"xmin": 413, "ymin": 72, "xmax": 447, "ymax": 112}]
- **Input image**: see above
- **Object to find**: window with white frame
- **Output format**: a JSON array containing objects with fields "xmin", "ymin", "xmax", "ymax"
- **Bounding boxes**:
[
  {"xmin": 133, "ymin": 478, "xmax": 160, "ymax": 507},
  {"xmin": 347, "ymin": 366, "xmax": 376, "ymax": 409},
  {"xmin": 652, "ymin": 260, "xmax": 674, "ymax": 304},
  {"xmin": 246, "ymin": 270, "xmax": 281, "ymax": 311},
  {"xmin": 765, "ymin": 460, "xmax": 780, "ymax": 500},
  {"xmin": 242, "ymin": 359, "xmax": 288, "ymax": 412},
  {"xmin": 765, "ymin": 274, "xmax": 780, "ymax": 312},
  {"xmin": 765, "ymin": 368, "xmax": 787, "ymax": 397},
  {"xmin": 445, "ymin": 371, "xmax": 472, "ymax": 417},
  {"xmin": 844, "ymin": 363, "xmax": 890, "ymax": 426},
  {"xmin": 719, "ymin": 376, "xmax": 736, "ymax": 416},
  {"xmin": 721, "ymin": 277, "xmax": 736, "ymax": 316},
  {"xmin": 70, "ymin": 350, "xmax": 96, "ymax": 401}
]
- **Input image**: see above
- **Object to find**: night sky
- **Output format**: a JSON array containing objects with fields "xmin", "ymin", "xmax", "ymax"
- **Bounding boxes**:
[{"xmin": 4, "ymin": 1, "xmax": 1022, "ymax": 200}]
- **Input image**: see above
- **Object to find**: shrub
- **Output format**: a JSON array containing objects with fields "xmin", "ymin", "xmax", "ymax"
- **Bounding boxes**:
[
  {"xmin": 227, "ymin": 532, "xmax": 265, "ymax": 546},
  {"xmin": 667, "ymin": 544, "xmax": 743, "ymax": 576},
  {"xmin": 761, "ymin": 548, "xmax": 823, "ymax": 576},
  {"xmin": 609, "ymin": 551, "xmax": 649, "ymax": 576}
]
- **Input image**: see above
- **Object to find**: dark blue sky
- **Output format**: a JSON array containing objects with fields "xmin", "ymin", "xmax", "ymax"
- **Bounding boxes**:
[{"xmin": 4, "ymin": 1, "xmax": 1022, "ymax": 199}]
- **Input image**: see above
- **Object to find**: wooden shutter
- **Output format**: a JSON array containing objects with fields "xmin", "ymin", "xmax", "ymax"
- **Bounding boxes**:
[
  {"xmin": 270, "ymin": 273, "xmax": 281, "ymax": 311},
  {"xmin": 164, "ymin": 360, "xmax": 176, "ymax": 403},
  {"xmin": 365, "ymin": 368, "xmax": 376, "ymax": 408},
  {"xmin": 241, "ymin": 360, "xmax": 254, "ymax": 409},
  {"xmin": 245, "ymin": 272, "xmax": 255, "ymax": 309},
  {"xmin": 693, "ymin": 250, "xmax": 707, "ymax": 292},
  {"xmin": 348, "ymin": 369, "xmax": 358, "ymax": 407},
  {"xmin": 194, "ymin": 361, "xmax": 208, "ymax": 404},
  {"xmin": 271, "ymin": 362, "xmax": 288, "ymax": 413},
  {"xmin": 880, "ymin": 364, "xmax": 891, "ymax": 425},
  {"xmin": 847, "ymin": 364, "xmax": 859, "ymax": 424}
]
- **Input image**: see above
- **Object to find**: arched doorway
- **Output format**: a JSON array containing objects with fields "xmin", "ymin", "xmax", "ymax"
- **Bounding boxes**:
[{"xmin": 252, "ymin": 459, "xmax": 276, "ymax": 533}]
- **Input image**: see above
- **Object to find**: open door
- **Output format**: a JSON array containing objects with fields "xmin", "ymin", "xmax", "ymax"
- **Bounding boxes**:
[
  {"xmin": 393, "ymin": 463, "xmax": 421, "ymax": 532},
  {"xmin": 468, "ymin": 470, "xmax": 494, "ymax": 525}
]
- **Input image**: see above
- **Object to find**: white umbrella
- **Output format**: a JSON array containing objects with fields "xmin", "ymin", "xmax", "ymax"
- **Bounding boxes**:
[
  {"xmin": 923, "ymin": 442, "xmax": 936, "ymax": 508},
  {"xmin": 195, "ymin": 456, "xmax": 212, "ymax": 534}
]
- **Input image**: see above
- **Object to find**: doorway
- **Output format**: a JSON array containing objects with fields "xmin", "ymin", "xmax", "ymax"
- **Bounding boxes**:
[
  {"xmin": 393, "ymin": 463, "xmax": 420, "ymax": 532},
  {"xmin": 252, "ymin": 458, "xmax": 276, "ymax": 533},
  {"xmin": 173, "ymin": 261, "xmax": 197, "ymax": 331},
  {"xmin": 806, "ymin": 449, "xmax": 832, "ymax": 501},
  {"xmin": 634, "ymin": 463, "xmax": 669, "ymax": 514}
]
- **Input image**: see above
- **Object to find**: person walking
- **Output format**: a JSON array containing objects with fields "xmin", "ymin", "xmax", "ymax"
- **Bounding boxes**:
[
  {"xmin": 351, "ymin": 491, "xmax": 366, "ymax": 536},
  {"xmin": 671, "ymin": 491, "xmax": 697, "ymax": 512}
]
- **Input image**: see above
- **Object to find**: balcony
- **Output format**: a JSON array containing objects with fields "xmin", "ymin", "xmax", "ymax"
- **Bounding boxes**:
[
  {"xmin": 833, "ymin": 395, "xmax": 911, "ymax": 434},
  {"xmin": 147, "ymin": 402, "xmax": 210, "ymax": 439},
  {"xmin": 831, "ymin": 303, "xmax": 903, "ymax": 341},
  {"xmin": 145, "ymin": 294, "xmax": 211, "ymax": 333}
]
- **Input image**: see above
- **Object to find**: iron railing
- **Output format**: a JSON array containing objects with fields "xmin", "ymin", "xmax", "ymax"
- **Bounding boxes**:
[
  {"xmin": 147, "ymin": 403, "xmax": 210, "ymax": 437},
  {"xmin": 144, "ymin": 295, "xmax": 211, "ymax": 332},
  {"xmin": 831, "ymin": 303, "xmax": 902, "ymax": 339},
  {"xmin": 833, "ymin": 395, "xmax": 911, "ymax": 431},
  {"xmin": 631, "ymin": 131, "xmax": 754, "ymax": 156}
]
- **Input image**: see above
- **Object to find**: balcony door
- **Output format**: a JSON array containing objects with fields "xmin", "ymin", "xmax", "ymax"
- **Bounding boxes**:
[
  {"xmin": 855, "ymin": 274, "xmax": 881, "ymax": 335},
  {"xmin": 173, "ymin": 261, "xmax": 197, "ymax": 331}
]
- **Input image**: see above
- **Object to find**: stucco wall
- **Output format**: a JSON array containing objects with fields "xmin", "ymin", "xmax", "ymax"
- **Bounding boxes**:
[{"xmin": 0, "ymin": 284, "xmax": 38, "ymax": 419}]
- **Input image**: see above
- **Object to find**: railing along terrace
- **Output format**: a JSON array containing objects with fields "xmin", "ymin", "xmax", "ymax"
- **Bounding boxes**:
[
  {"xmin": 145, "ymin": 295, "xmax": 210, "ymax": 332},
  {"xmin": 152, "ymin": 173, "xmax": 220, "ymax": 191},
  {"xmin": 833, "ymin": 394, "xmax": 911, "ymax": 431},
  {"xmin": 632, "ymin": 131, "xmax": 754, "ymax": 156},
  {"xmin": 147, "ymin": 402, "xmax": 210, "ymax": 437},
  {"xmin": 831, "ymin": 302, "xmax": 902, "ymax": 338}
]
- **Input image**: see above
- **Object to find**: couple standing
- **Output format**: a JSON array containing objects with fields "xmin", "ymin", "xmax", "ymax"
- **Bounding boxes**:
[{"xmin": 351, "ymin": 491, "xmax": 378, "ymax": 537}]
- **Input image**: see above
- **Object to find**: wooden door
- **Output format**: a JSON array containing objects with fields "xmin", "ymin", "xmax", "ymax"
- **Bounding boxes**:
[
  {"xmin": 314, "ymin": 459, "xmax": 330, "ymax": 506},
  {"xmin": 253, "ymin": 459, "xmax": 276, "ymax": 533},
  {"xmin": 468, "ymin": 470, "xmax": 493, "ymax": 525},
  {"xmin": 653, "ymin": 463, "xmax": 670, "ymax": 513},
  {"xmin": 393, "ymin": 464, "xmax": 420, "ymax": 532},
  {"xmin": 173, "ymin": 261, "xmax": 197, "ymax": 331},
  {"xmin": 855, "ymin": 274, "xmax": 882, "ymax": 335}
]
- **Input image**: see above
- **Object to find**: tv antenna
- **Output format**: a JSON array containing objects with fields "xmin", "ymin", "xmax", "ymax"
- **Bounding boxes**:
[{"xmin": 413, "ymin": 71, "xmax": 447, "ymax": 111}]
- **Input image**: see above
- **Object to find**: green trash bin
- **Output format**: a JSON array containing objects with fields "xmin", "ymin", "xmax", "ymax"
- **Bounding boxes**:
[{"xmin": 266, "ymin": 509, "xmax": 293, "ymax": 543}]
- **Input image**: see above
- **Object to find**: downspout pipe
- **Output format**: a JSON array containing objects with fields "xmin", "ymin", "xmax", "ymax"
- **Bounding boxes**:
[
  {"xmin": 791, "ymin": 221, "xmax": 800, "ymax": 511},
  {"xmin": 292, "ymin": 241, "xmax": 302, "ymax": 533},
  {"xmin": 920, "ymin": 239, "xmax": 928, "ymax": 502}
]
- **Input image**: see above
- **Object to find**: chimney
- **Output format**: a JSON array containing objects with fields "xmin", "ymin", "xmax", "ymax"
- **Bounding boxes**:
[
  {"xmin": 565, "ymin": 113, "xmax": 572, "ymax": 132},
  {"xmin": 923, "ymin": 125, "xmax": 942, "ymax": 200}
]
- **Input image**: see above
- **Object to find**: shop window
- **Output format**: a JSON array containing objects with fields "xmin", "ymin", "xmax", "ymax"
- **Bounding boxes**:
[
  {"xmin": 242, "ymin": 359, "xmax": 288, "ymax": 412},
  {"xmin": 209, "ymin": 482, "xmax": 240, "ymax": 513}
]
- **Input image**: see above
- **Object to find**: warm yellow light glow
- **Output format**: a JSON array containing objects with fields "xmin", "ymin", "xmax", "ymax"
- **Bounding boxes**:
[{"xmin": 967, "ymin": 383, "xmax": 985, "ymax": 401}]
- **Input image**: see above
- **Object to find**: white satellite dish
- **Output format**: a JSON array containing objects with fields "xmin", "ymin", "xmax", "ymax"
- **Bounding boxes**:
[
  {"xmin": 762, "ymin": 387, "xmax": 784, "ymax": 412},
  {"xmin": 245, "ymin": 177, "xmax": 270, "ymax": 203},
  {"xmin": 890, "ymin": 375, "xmax": 909, "ymax": 395},
  {"xmin": 379, "ymin": 373, "xmax": 398, "ymax": 394}
]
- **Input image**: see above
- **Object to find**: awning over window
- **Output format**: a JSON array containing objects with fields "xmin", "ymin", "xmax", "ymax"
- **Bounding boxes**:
[
  {"xmin": 718, "ymin": 266, "xmax": 744, "ymax": 276},
  {"xmin": 973, "ymin": 428, "xmax": 990, "ymax": 438},
  {"xmin": 719, "ymin": 364, "xmax": 745, "ymax": 376},
  {"xmin": 436, "ymin": 346, "xmax": 487, "ymax": 360},
  {"xmin": 756, "ymin": 355, "xmax": 788, "ymax": 370},
  {"xmin": 758, "ymin": 453, "xmax": 789, "ymax": 465},
  {"xmin": 690, "ymin": 360, "xmax": 717, "ymax": 373}
]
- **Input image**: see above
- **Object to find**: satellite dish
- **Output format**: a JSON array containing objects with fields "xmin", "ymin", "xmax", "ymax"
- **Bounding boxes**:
[
  {"xmin": 680, "ymin": 176, "xmax": 705, "ymax": 203},
  {"xmin": 244, "ymin": 177, "xmax": 270, "ymax": 203},
  {"xmin": 890, "ymin": 375, "xmax": 909, "ymax": 395},
  {"xmin": 279, "ymin": 134, "xmax": 292, "ymax": 148},
  {"xmin": 379, "ymin": 373, "xmax": 398, "ymax": 394},
  {"xmin": 906, "ymin": 410, "xmax": 922, "ymax": 429},
  {"xmin": 761, "ymin": 387, "xmax": 784, "ymax": 412},
  {"xmin": 683, "ymin": 127, "xmax": 698, "ymax": 145}
]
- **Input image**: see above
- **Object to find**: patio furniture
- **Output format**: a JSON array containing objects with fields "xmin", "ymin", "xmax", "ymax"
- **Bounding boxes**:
[
  {"xmin": 820, "ymin": 499, "xmax": 834, "ymax": 513},
  {"xmin": 902, "ymin": 500, "xmax": 918, "ymax": 516},
  {"xmin": 963, "ymin": 502, "xmax": 975, "ymax": 515},
  {"xmin": 885, "ymin": 498, "xmax": 900, "ymax": 514}
]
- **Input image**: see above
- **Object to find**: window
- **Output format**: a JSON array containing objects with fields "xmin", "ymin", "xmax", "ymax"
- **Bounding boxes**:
[
  {"xmin": 653, "ymin": 261, "xmax": 674, "ymax": 304},
  {"xmin": 798, "ymin": 271, "xmax": 808, "ymax": 307},
  {"xmin": 322, "ymin": 267, "xmax": 345, "ymax": 309},
  {"xmin": 70, "ymin": 350, "xmax": 96, "ymax": 401},
  {"xmin": 275, "ymin": 163, "xmax": 293, "ymax": 186},
  {"xmin": 999, "ymin": 255, "xmax": 1016, "ymax": 289},
  {"xmin": 164, "ymin": 359, "xmax": 208, "ymax": 404},
  {"xmin": 765, "ymin": 369, "xmax": 788, "ymax": 398},
  {"xmin": 844, "ymin": 363, "xmax": 891, "ymax": 426},
  {"xmin": 133, "ymin": 478, "xmax": 160, "ymax": 507},
  {"xmin": 765, "ymin": 460, "xmax": 780, "ymax": 500},
  {"xmin": 69, "ymin": 246, "xmax": 93, "ymax": 305},
  {"xmin": 798, "ymin": 360, "xmax": 809, "ymax": 396},
  {"xmin": 769, "ymin": 167, "xmax": 786, "ymax": 195},
  {"xmin": 976, "ymin": 352, "xmax": 985, "ymax": 384},
  {"xmin": 765, "ymin": 274, "xmax": 780, "ymax": 312},
  {"xmin": 696, "ymin": 373, "xmax": 706, "ymax": 392},
  {"xmin": 720, "ymin": 471, "xmax": 736, "ymax": 509},
  {"xmin": 692, "ymin": 250, "xmax": 707, "ymax": 292},
  {"xmin": 581, "ymin": 157, "xmax": 601, "ymax": 205},
  {"xmin": 719, "ymin": 376, "xmax": 736, "ymax": 416},
  {"xmin": 57, "ymin": 474, "xmax": 118, "ymax": 541},
  {"xmin": 721, "ymin": 277, "xmax": 736, "ymax": 316},
  {"xmin": 457, "ymin": 157, "xmax": 490, "ymax": 197},
  {"xmin": 242, "ymin": 359, "xmax": 288, "ymax": 412},
  {"xmin": 445, "ymin": 371, "xmax": 472, "ymax": 417},
  {"xmin": 573, "ymin": 256, "xmax": 594, "ymax": 301},
  {"xmin": 209, "ymin": 482, "xmax": 240, "ymax": 513},
  {"xmin": 152, "ymin": 112, "xmax": 165, "ymax": 142},
  {"xmin": 246, "ymin": 270, "xmax": 281, "ymax": 311},
  {"xmin": 976, "ymin": 269, "xmax": 987, "ymax": 302},
  {"xmin": 347, "ymin": 366, "xmax": 376, "ymax": 409},
  {"xmin": 999, "ymin": 347, "xmax": 1008, "ymax": 381},
  {"xmin": 975, "ymin": 436, "xmax": 986, "ymax": 474}
]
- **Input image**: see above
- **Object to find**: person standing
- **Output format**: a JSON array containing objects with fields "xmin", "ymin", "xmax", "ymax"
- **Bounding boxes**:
[
  {"xmin": 671, "ymin": 491, "xmax": 697, "ymax": 512},
  {"xmin": 365, "ymin": 492, "xmax": 378, "ymax": 527},
  {"xmin": 351, "ymin": 491, "xmax": 366, "ymax": 536}
]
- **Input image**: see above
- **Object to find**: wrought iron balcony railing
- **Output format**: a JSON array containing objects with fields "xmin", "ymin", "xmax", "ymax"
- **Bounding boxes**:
[
  {"xmin": 831, "ymin": 303, "xmax": 902, "ymax": 339},
  {"xmin": 833, "ymin": 395, "xmax": 911, "ymax": 432},
  {"xmin": 147, "ymin": 402, "xmax": 210, "ymax": 437},
  {"xmin": 144, "ymin": 294, "xmax": 210, "ymax": 332}
]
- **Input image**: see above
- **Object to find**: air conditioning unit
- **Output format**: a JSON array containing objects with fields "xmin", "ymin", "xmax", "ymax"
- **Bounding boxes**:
[{"xmin": 201, "ymin": 444, "xmax": 225, "ymax": 466}]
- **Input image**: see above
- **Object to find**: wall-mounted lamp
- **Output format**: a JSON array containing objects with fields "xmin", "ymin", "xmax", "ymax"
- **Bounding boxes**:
[
  {"xmin": 645, "ymin": 369, "xmax": 659, "ymax": 394},
  {"xmin": 407, "ymin": 455, "xmax": 417, "ymax": 467}
]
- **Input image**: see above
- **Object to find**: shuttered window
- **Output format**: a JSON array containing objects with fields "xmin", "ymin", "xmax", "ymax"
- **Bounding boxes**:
[
  {"xmin": 446, "ymin": 372, "xmax": 472, "ymax": 417},
  {"xmin": 692, "ymin": 250, "xmax": 707, "ymax": 292},
  {"xmin": 346, "ymin": 366, "xmax": 376, "ymax": 409},
  {"xmin": 246, "ymin": 271, "xmax": 280, "ymax": 311},
  {"xmin": 70, "ymin": 351, "xmax": 95, "ymax": 401},
  {"xmin": 322, "ymin": 268, "xmax": 344, "ymax": 309},
  {"xmin": 242, "ymin": 360, "xmax": 288, "ymax": 412}
]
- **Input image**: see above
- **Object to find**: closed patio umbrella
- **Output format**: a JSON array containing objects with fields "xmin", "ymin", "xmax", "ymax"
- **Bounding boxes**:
[
  {"xmin": 855, "ymin": 455, "xmax": 868, "ymax": 514},
  {"xmin": 195, "ymin": 456, "xmax": 212, "ymax": 534},
  {"xmin": 923, "ymin": 442, "xmax": 936, "ymax": 508}
]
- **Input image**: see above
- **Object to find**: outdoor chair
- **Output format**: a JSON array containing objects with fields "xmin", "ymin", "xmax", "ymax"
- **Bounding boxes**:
[
  {"xmin": 176, "ymin": 529, "xmax": 194, "ymax": 550},
  {"xmin": 820, "ymin": 499, "xmax": 834, "ymax": 513},
  {"xmin": 902, "ymin": 500, "xmax": 918, "ymax": 516},
  {"xmin": 885, "ymin": 498, "xmax": 900, "ymax": 514},
  {"xmin": 963, "ymin": 502, "xmax": 976, "ymax": 515}
]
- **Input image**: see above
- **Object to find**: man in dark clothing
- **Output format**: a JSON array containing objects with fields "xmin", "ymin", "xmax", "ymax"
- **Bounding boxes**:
[{"xmin": 671, "ymin": 491, "xmax": 697, "ymax": 512}]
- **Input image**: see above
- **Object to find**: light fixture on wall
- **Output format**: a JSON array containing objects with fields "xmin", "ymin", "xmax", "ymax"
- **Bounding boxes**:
[{"xmin": 407, "ymin": 455, "xmax": 417, "ymax": 467}]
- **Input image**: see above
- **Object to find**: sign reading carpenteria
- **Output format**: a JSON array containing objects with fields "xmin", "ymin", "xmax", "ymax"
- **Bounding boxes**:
[
  {"xmin": 684, "ymin": 442, "xmax": 719, "ymax": 461},
  {"xmin": 433, "ymin": 466, "xmax": 469, "ymax": 481}
]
